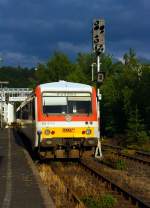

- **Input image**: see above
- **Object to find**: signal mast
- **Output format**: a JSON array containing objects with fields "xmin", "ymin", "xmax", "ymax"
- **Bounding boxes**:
[{"xmin": 92, "ymin": 19, "xmax": 105, "ymax": 158}]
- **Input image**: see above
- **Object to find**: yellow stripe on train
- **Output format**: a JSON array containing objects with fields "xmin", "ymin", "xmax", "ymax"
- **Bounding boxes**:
[{"xmin": 41, "ymin": 127, "xmax": 94, "ymax": 138}]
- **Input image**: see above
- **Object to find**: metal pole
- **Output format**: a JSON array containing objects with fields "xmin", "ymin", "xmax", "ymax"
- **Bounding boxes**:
[
  {"xmin": 97, "ymin": 56, "xmax": 100, "ymax": 72},
  {"xmin": 0, "ymin": 86, "xmax": 1, "ymax": 128},
  {"xmin": 91, "ymin": 63, "xmax": 96, "ymax": 81},
  {"xmin": 95, "ymin": 55, "xmax": 102, "ymax": 158},
  {"xmin": 92, "ymin": 65, "xmax": 94, "ymax": 81}
]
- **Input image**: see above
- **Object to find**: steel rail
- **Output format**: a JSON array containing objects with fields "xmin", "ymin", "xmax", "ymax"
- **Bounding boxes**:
[
  {"xmin": 79, "ymin": 158, "xmax": 150, "ymax": 208},
  {"xmin": 134, "ymin": 150, "xmax": 150, "ymax": 157},
  {"xmin": 51, "ymin": 164, "xmax": 86, "ymax": 208},
  {"xmin": 118, "ymin": 152, "xmax": 150, "ymax": 166},
  {"xmin": 103, "ymin": 144, "xmax": 150, "ymax": 157},
  {"xmin": 102, "ymin": 144, "xmax": 150, "ymax": 166}
]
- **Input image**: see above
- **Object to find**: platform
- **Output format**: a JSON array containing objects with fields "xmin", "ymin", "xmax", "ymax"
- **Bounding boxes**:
[{"xmin": 0, "ymin": 129, "xmax": 54, "ymax": 208}]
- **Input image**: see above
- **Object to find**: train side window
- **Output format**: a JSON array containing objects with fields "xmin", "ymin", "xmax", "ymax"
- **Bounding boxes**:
[
  {"xmin": 22, "ymin": 104, "xmax": 29, "ymax": 120},
  {"xmin": 22, "ymin": 109, "xmax": 28, "ymax": 119},
  {"xmin": 32, "ymin": 99, "xmax": 35, "ymax": 120}
]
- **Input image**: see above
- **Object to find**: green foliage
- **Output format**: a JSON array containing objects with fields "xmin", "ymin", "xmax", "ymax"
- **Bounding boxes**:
[
  {"xmin": 115, "ymin": 159, "xmax": 126, "ymax": 170},
  {"xmin": 82, "ymin": 194, "xmax": 117, "ymax": 208},
  {"xmin": 1, "ymin": 49, "xmax": 150, "ymax": 147},
  {"xmin": 0, "ymin": 66, "xmax": 35, "ymax": 87},
  {"xmin": 99, "ymin": 195, "xmax": 117, "ymax": 208},
  {"xmin": 100, "ymin": 54, "xmax": 113, "ymax": 76},
  {"xmin": 126, "ymin": 107, "xmax": 149, "ymax": 145},
  {"xmin": 123, "ymin": 48, "xmax": 139, "ymax": 70},
  {"xmin": 34, "ymin": 52, "xmax": 73, "ymax": 84},
  {"xmin": 66, "ymin": 64, "xmax": 86, "ymax": 83},
  {"xmin": 34, "ymin": 63, "xmax": 49, "ymax": 85},
  {"xmin": 101, "ymin": 49, "xmax": 150, "ymax": 143},
  {"xmin": 104, "ymin": 154, "xmax": 126, "ymax": 170},
  {"xmin": 82, "ymin": 196, "xmax": 98, "ymax": 208}
]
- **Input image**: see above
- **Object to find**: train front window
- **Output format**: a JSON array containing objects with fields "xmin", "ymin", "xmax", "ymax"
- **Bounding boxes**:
[
  {"xmin": 67, "ymin": 97, "xmax": 91, "ymax": 114},
  {"xmin": 42, "ymin": 92, "xmax": 92, "ymax": 115},
  {"xmin": 43, "ymin": 96, "xmax": 67, "ymax": 114}
]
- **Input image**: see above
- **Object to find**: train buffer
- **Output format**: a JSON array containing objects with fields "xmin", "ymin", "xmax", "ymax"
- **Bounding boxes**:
[{"xmin": 0, "ymin": 128, "xmax": 55, "ymax": 208}]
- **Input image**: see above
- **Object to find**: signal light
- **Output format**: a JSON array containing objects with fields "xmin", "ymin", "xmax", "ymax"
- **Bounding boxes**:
[
  {"xmin": 51, "ymin": 130, "xmax": 55, "ymax": 135},
  {"xmin": 82, "ymin": 130, "xmax": 85, "ymax": 134},
  {"xmin": 86, "ymin": 129, "xmax": 91, "ymax": 135},
  {"xmin": 45, "ymin": 129, "xmax": 50, "ymax": 135}
]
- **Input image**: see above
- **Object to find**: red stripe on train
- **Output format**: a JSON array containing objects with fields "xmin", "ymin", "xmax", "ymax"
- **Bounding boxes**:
[{"xmin": 35, "ymin": 86, "xmax": 98, "ymax": 122}]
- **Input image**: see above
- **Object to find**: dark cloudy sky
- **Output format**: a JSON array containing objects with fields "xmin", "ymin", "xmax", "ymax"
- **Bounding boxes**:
[{"xmin": 0, "ymin": 0, "xmax": 149, "ymax": 67}]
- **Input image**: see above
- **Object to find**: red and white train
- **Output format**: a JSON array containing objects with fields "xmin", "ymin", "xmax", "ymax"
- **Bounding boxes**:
[{"xmin": 16, "ymin": 81, "xmax": 100, "ymax": 158}]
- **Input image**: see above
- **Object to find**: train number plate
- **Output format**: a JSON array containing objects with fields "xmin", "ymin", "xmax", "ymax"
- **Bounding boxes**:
[{"xmin": 62, "ymin": 128, "xmax": 75, "ymax": 133}]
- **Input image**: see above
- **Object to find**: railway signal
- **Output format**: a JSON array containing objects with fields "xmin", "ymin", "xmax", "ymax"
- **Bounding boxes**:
[
  {"xmin": 92, "ymin": 19, "xmax": 105, "ymax": 159},
  {"xmin": 92, "ymin": 19, "xmax": 105, "ymax": 55}
]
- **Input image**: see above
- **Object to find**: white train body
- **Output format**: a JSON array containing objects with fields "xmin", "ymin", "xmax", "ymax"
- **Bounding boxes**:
[{"xmin": 17, "ymin": 81, "xmax": 100, "ymax": 158}]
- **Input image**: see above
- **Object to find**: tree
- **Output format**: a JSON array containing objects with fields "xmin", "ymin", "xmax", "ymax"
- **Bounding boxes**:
[
  {"xmin": 46, "ymin": 52, "xmax": 73, "ymax": 82},
  {"xmin": 123, "ymin": 48, "xmax": 137, "ymax": 68},
  {"xmin": 66, "ymin": 64, "xmax": 85, "ymax": 83},
  {"xmin": 100, "ymin": 53, "xmax": 114, "ymax": 76},
  {"xmin": 100, "ymin": 75, "xmax": 122, "ymax": 136},
  {"xmin": 126, "ymin": 107, "xmax": 149, "ymax": 145},
  {"xmin": 75, "ymin": 53, "xmax": 93, "ymax": 84},
  {"xmin": 34, "ymin": 63, "xmax": 49, "ymax": 85}
]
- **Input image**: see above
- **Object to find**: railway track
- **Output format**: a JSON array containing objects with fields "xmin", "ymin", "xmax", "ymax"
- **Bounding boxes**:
[
  {"xmin": 51, "ymin": 162, "xmax": 134, "ymax": 208},
  {"xmin": 102, "ymin": 144, "xmax": 150, "ymax": 166},
  {"xmin": 50, "ymin": 163, "xmax": 86, "ymax": 208},
  {"xmin": 80, "ymin": 158, "xmax": 150, "ymax": 208},
  {"xmin": 38, "ymin": 162, "xmax": 85, "ymax": 208},
  {"xmin": 133, "ymin": 150, "xmax": 150, "ymax": 161},
  {"xmin": 15, "ymin": 130, "xmax": 150, "ymax": 208},
  {"xmin": 39, "ymin": 159, "xmax": 150, "ymax": 208}
]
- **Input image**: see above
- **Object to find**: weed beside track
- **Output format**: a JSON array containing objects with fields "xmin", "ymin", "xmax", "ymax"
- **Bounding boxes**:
[
  {"xmin": 37, "ymin": 158, "xmax": 149, "ymax": 208},
  {"xmin": 37, "ymin": 164, "xmax": 83, "ymax": 208},
  {"xmin": 90, "ymin": 157, "xmax": 150, "ymax": 205},
  {"xmin": 50, "ymin": 162, "xmax": 137, "ymax": 208}
]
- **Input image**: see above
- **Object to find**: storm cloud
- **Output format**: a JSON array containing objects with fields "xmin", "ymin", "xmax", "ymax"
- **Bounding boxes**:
[{"xmin": 0, "ymin": 0, "xmax": 149, "ymax": 66}]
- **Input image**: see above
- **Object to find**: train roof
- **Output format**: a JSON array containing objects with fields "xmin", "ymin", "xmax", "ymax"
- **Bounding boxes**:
[
  {"xmin": 16, "ymin": 81, "xmax": 93, "ymax": 112},
  {"xmin": 38, "ymin": 81, "xmax": 92, "ymax": 92}
]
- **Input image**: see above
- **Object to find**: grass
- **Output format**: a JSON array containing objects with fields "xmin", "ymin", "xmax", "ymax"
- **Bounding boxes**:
[
  {"xmin": 38, "ymin": 164, "xmax": 71, "ymax": 207},
  {"xmin": 104, "ymin": 153, "xmax": 126, "ymax": 170},
  {"xmin": 91, "ymin": 159, "xmax": 150, "ymax": 202},
  {"xmin": 127, "ymin": 143, "xmax": 150, "ymax": 152},
  {"xmin": 38, "ymin": 161, "xmax": 150, "ymax": 208},
  {"xmin": 82, "ymin": 194, "xmax": 117, "ymax": 208},
  {"xmin": 121, "ymin": 149, "xmax": 136, "ymax": 156},
  {"xmin": 53, "ymin": 163, "xmax": 132, "ymax": 207},
  {"xmin": 102, "ymin": 137, "xmax": 150, "ymax": 153}
]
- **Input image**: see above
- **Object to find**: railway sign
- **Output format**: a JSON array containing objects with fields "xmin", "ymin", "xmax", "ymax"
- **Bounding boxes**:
[
  {"xmin": 92, "ymin": 19, "xmax": 105, "ymax": 55},
  {"xmin": 97, "ymin": 72, "xmax": 105, "ymax": 83}
]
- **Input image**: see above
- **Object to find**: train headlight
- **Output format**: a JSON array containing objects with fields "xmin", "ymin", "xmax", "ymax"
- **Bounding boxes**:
[
  {"xmin": 86, "ymin": 129, "xmax": 91, "ymax": 135},
  {"xmin": 45, "ymin": 129, "xmax": 50, "ymax": 135}
]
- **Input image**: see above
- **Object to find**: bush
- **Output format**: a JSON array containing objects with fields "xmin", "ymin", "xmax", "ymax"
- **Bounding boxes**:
[
  {"xmin": 82, "ymin": 194, "xmax": 117, "ymax": 208},
  {"xmin": 104, "ymin": 154, "xmax": 126, "ymax": 170},
  {"xmin": 126, "ymin": 108, "xmax": 149, "ymax": 145},
  {"xmin": 100, "ymin": 194, "xmax": 117, "ymax": 208},
  {"xmin": 82, "ymin": 196, "xmax": 98, "ymax": 208},
  {"xmin": 115, "ymin": 159, "xmax": 126, "ymax": 170}
]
